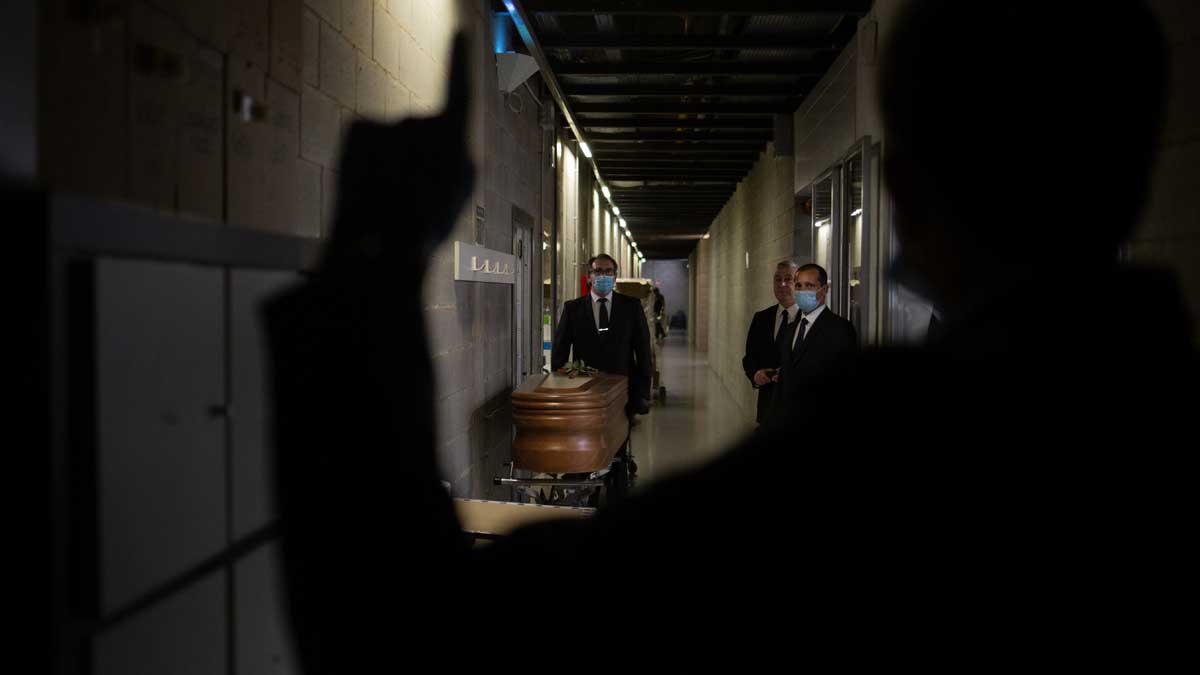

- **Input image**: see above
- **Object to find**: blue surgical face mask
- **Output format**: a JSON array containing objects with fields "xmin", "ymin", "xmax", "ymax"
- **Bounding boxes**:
[
  {"xmin": 592, "ymin": 275, "xmax": 615, "ymax": 295},
  {"xmin": 795, "ymin": 290, "xmax": 819, "ymax": 313}
]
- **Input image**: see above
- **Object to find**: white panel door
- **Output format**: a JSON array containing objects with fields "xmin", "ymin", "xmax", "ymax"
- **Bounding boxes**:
[
  {"xmin": 96, "ymin": 258, "xmax": 226, "ymax": 614},
  {"xmin": 230, "ymin": 269, "xmax": 301, "ymax": 540},
  {"xmin": 235, "ymin": 543, "xmax": 299, "ymax": 675},
  {"xmin": 92, "ymin": 563, "xmax": 225, "ymax": 675}
]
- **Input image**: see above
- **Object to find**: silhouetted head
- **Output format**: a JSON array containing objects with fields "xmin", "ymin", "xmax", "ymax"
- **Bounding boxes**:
[{"xmin": 879, "ymin": 0, "xmax": 1167, "ymax": 307}]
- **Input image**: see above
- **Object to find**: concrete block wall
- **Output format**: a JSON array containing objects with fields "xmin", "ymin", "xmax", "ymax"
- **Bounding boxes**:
[
  {"xmin": 1131, "ymin": 0, "xmax": 1200, "ymax": 343},
  {"xmin": 697, "ymin": 144, "xmax": 796, "ymax": 425},
  {"xmin": 690, "ymin": 239, "xmax": 711, "ymax": 352},
  {"xmin": 40, "ymin": 0, "xmax": 548, "ymax": 501},
  {"xmin": 793, "ymin": 35, "xmax": 857, "ymax": 196},
  {"xmin": 422, "ymin": 2, "xmax": 547, "ymax": 500}
]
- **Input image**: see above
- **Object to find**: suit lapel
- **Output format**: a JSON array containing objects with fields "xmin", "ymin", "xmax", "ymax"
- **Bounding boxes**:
[{"xmin": 583, "ymin": 296, "xmax": 600, "ymax": 338}]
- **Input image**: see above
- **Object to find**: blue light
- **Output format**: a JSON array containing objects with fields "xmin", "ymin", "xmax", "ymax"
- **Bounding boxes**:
[{"xmin": 493, "ymin": 14, "xmax": 512, "ymax": 53}]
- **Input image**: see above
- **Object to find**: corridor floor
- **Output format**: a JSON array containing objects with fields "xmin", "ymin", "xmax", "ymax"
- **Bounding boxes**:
[{"xmin": 629, "ymin": 330, "xmax": 755, "ymax": 488}]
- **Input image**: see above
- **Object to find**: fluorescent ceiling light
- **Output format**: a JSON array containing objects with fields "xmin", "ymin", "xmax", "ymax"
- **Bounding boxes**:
[
  {"xmin": 601, "ymin": 185, "xmax": 611, "ymax": 200},
  {"xmin": 851, "ymin": 208, "xmax": 863, "ymax": 217},
  {"xmin": 579, "ymin": 142, "xmax": 592, "ymax": 158}
]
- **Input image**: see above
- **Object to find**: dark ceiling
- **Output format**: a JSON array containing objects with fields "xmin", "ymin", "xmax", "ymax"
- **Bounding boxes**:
[{"xmin": 503, "ymin": 1, "xmax": 872, "ymax": 258}]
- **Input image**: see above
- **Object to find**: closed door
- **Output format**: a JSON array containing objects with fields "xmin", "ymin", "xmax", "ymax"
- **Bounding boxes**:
[{"xmin": 512, "ymin": 207, "xmax": 534, "ymax": 385}]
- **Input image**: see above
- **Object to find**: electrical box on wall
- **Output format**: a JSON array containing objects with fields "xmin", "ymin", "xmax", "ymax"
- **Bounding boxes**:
[{"xmin": 496, "ymin": 52, "xmax": 539, "ymax": 94}]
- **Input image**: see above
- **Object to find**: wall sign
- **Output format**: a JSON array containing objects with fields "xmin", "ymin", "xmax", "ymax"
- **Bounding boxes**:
[{"xmin": 454, "ymin": 241, "xmax": 516, "ymax": 284}]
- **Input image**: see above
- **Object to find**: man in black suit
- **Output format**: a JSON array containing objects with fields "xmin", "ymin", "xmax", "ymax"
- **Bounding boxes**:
[
  {"xmin": 742, "ymin": 259, "xmax": 801, "ymax": 425},
  {"xmin": 764, "ymin": 263, "xmax": 856, "ymax": 430},
  {"xmin": 551, "ymin": 253, "xmax": 653, "ymax": 416}
]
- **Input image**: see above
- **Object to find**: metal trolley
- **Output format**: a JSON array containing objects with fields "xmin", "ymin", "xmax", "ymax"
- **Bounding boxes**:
[{"xmin": 495, "ymin": 420, "xmax": 636, "ymax": 508}]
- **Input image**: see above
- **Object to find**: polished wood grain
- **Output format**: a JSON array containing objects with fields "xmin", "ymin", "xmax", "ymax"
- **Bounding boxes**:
[{"xmin": 511, "ymin": 373, "xmax": 629, "ymax": 473}]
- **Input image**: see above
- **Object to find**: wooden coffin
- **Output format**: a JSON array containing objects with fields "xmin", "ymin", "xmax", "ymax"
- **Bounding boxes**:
[{"xmin": 511, "ymin": 373, "xmax": 628, "ymax": 473}]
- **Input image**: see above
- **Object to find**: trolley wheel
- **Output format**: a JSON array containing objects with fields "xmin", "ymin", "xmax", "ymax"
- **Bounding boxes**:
[{"xmin": 604, "ymin": 460, "xmax": 631, "ymax": 503}]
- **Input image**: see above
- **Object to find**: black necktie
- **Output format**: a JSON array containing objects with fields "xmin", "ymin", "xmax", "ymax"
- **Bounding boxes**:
[
  {"xmin": 775, "ymin": 312, "xmax": 796, "ymax": 363},
  {"xmin": 927, "ymin": 313, "xmax": 942, "ymax": 342},
  {"xmin": 598, "ymin": 298, "xmax": 610, "ymax": 334},
  {"xmin": 796, "ymin": 316, "xmax": 809, "ymax": 344},
  {"xmin": 774, "ymin": 311, "xmax": 791, "ymax": 346}
]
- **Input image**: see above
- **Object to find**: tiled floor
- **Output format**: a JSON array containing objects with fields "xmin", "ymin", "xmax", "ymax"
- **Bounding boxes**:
[{"xmin": 629, "ymin": 330, "xmax": 756, "ymax": 488}]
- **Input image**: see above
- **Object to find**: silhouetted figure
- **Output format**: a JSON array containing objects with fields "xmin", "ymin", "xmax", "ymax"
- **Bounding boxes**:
[
  {"xmin": 264, "ymin": 2, "xmax": 1194, "ymax": 662},
  {"xmin": 652, "ymin": 286, "xmax": 666, "ymax": 341}
]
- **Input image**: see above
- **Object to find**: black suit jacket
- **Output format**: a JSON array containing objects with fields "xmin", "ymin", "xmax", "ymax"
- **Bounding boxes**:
[
  {"xmin": 551, "ymin": 292, "xmax": 653, "ymax": 406},
  {"xmin": 765, "ymin": 306, "xmax": 857, "ymax": 429},
  {"xmin": 743, "ymin": 305, "xmax": 786, "ymax": 424}
]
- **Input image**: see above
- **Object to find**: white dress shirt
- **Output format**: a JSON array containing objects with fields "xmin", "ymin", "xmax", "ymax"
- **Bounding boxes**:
[
  {"xmin": 591, "ymin": 289, "xmax": 615, "ymax": 331},
  {"xmin": 791, "ymin": 303, "xmax": 827, "ymax": 349},
  {"xmin": 774, "ymin": 303, "xmax": 800, "ymax": 340}
]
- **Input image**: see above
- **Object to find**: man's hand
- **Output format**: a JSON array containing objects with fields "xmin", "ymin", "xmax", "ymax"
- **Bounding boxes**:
[
  {"xmin": 323, "ymin": 33, "xmax": 475, "ymax": 271},
  {"xmin": 769, "ymin": 369, "xmax": 781, "ymax": 383},
  {"xmin": 753, "ymin": 369, "xmax": 774, "ymax": 387}
]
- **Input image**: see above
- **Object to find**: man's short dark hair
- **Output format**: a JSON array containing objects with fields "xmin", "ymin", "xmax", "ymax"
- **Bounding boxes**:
[
  {"xmin": 797, "ymin": 263, "xmax": 828, "ymax": 287},
  {"xmin": 588, "ymin": 254, "xmax": 619, "ymax": 275}
]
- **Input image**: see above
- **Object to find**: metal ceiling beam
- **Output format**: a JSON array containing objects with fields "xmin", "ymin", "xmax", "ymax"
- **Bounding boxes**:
[
  {"xmin": 574, "ymin": 102, "xmax": 790, "ymax": 114},
  {"xmin": 592, "ymin": 141, "xmax": 762, "ymax": 149},
  {"xmin": 614, "ymin": 185, "xmax": 734, "ymax": 189},
  {"xmin": 594, "ymin": 151, "xmax": 761, "ymax": 160},
  {"xmin": 576, "ymin": 117, "xmax": 773, "ymax": 129},
  {"xmin": 604, "ymin": 168, "xmax": 749, "ymax": 175},
  {"xmin": 621, "ymin": 202, "xmax": 726, "ymax": 208},
  {"xmin": 616, "ymin": 193, "xmax": 732, "ymax": 197},
  {"xmin": 623, "ymin": 207, "xmax": 725, "ymax": 212},
  {"xmin": 597, "ymin": 155, "xmax": 756, "ymax": 164},
  {"xmin": 618, "ymin": 202, "xmax": 731, "ymax": 207},
  {"xmin": 597, "ymin": 162, "xmax": 754, "ymax": 170},
  {"xmin": 555, "ymin": 61, "xmax": 824, "ymax": 76},
  {"xmin": 608, "ymin": 179, "xmax": 742, "ymax": 185},
  {"xmin": 566, "ymin": 84, "xmax": 807, "ymax": 97},
  {"xmin": 526, "ymin": 1, "xmax": 872, "ymax": 15},
  {"xmin": 542, "ymin": 35, "xmax": 843, "ymax": 50},
  {"xmin": 617, "ymin": 195, "xmax": 732, "ymax": 200},
  {"xmin": 625, "ymin": 215, "xmax": 725, "ymax": 219},
  {"xmin": 586, "ymin": 131, "xmax": 773, "ymax": 142}
]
